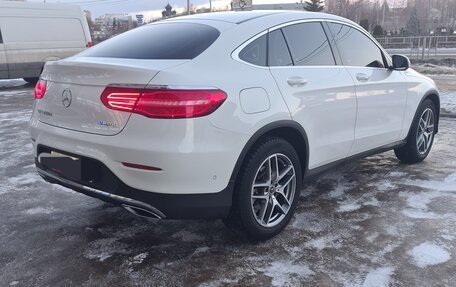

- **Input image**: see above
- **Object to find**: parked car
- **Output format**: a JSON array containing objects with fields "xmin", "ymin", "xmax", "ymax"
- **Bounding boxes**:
[
  {"xmin": 30, "ymin": 11, "xmax": 440, "ymax": 240},
  {"xmin": 0, "ymin": 1, "xmax": 92, "ymax": 83}
]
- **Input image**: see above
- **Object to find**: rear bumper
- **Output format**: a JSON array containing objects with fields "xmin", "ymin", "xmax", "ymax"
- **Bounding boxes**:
[
  {"xmin": 29, "ymin": 114, "xmax": 249, "ymax": 195},
  {"xmin": 36, "ymin": 157, "xmax": 233, "ymax": 219}
]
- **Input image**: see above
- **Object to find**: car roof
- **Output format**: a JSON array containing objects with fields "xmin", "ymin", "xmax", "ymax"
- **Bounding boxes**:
[
  {"xmin": 168, "ymin": 10, "xmax": 352, "ymax": 25},
  {"xmin": 168, "ymin": 10, "xmax": 284, "ymax": 24}
]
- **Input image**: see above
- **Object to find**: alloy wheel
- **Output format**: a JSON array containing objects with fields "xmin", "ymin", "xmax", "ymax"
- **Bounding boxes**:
[
  {"xmin": 250, "ymin": 153, "xmax": 297, "ymax": 228},
  {"xmin": 416, "ymin": 108, "xmax": 435, "ymax": 155}
]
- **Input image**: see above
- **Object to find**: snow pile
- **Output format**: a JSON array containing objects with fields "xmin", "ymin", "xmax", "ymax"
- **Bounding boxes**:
[
  {"xmin": 258, "ymin": 260, "xmax": 313, "ymax": 286},
  {"xmin": 0, "ymin": 78, "xmax": 27, "ymax": 88},
  {"xmin": 362, "ymin": 267, "xmax": 395, "ymax": 287},
  {"xmin": 129, "ymin": 252, "xmax": 148, "ymax": 265},
  {"xmin": 407, "ymin": 242, "xmax": 450, "ymax": 268},
  {"xmin": 413, "ymin": 64, "xmax": 456, "ymax": 75},
  {"xmin": 303, "ymin": 235, "xmax": 342, "ymax": 251},
  {"xmin": 440, "ymin": 90, "xmax": 456, "ymax": 115}
]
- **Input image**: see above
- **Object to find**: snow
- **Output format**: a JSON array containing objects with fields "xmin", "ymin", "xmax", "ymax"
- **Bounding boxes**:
[
  {"xmin": 365, "ymin": 232, "xmax": 379, "ymax": 243},
  {"xmin": 84, "ymin": 238, "xmax": 128, "ymax": 262},
  {"xmin": 364, "ymin": 197, "xmax": 380, "ymax": 207},
  {"xmin": 304, "ymin": 235, "xmax": 342, "ymax": 251},
  {"xmin": 407, "ymin": 242, "xmax": 451, "ymax": 268},
  {"xmin": 413, "ymin": 64, "xmax": 456, "ymax": 75},
  {"xmin": 1, "ymin": 79, "xmax": 456, "ymax": 286},
  {"xmin": 258, "ymin": 261, "xmax": 313, "ymax": 286},
  {"xmin": 441, "ymin": 234, "xmax": 455, "ymax": 241},
  {"xmin": 402, "ymin": 209, "xmax": 441, "ymax": 219},
  {"xmin": 24, "ymin": 207, "xmax": 59, "ymax": 215},
  {"xmin": 370, "ymin": 179, "xmax": 396, "ymax": 192},
  {"xmin": 8, "ymin": 173, "xmax": 42, "ymax": 186},
  {"xmin": 337, "ymin": 200, "xmax": 362, "ymax": 212},
  {"xmin": 328, "ymin": 182, "xmax": 351, "ymax": 198},
  {"xmin": 0, "ymin": 78, "xmax": 27, "ymax": 88},
  {"xmin": 440, "ymin": 90, "xmax": 456, "ymax": 114},
  {"xmin": 362, "ymin": 267, "xmax": 394, "ymax": 287},
  {"xmin": 192, "ymin": 246, "xmax": 210, "ymax": 256},
  {"xmin": 130, "ymin": 252, "xmax": 148, "ymax": 265},
  {"xmin": 404, "ymin": 172, "xmax": 456, "ymax": 192},
  {"xmin": 400, "ymin": 173, "xmax": 456, "ymax": 219}
]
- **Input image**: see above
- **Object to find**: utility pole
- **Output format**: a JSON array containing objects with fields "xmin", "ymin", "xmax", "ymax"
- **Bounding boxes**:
[
  {"xmin": 209, "ymin": 0, "xmax": 212, "ymax": 12},
  {"xmin": 187, "ymin": 0, "xmax": 190, "ymax": 15}
]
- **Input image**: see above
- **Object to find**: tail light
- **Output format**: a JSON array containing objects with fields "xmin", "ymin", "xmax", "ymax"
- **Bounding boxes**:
[
  {"xmin": 100, "ymin": 87, "xmax": 227, "ymax": 119},
  {"xmin": 34, "ymin": 79, "xmax": 47, "ymax": 99},
  {"xmin": 86, "ymin": 41, "xmax": 93, "ymax": 47}
]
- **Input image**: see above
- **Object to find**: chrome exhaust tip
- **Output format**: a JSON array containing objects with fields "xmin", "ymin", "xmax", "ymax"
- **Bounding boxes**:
[{"xmin": 122, "ymin": 204, "xmax": 163, "ymax": 219}]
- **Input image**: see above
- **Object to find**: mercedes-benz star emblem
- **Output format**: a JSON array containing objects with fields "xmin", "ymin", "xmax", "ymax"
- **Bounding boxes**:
[{"xmin": 62, "ymin": 89, "xmax": 72, "ymax": 108}]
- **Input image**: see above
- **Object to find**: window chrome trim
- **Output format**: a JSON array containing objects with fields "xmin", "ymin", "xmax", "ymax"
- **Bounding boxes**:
[
  {"xmin": 232, "ymin": 17, "xmax": 392, "ymax": 68},
  {"xmin": 231, "ymin": 29, "xmax": 269, "ymax": 69},
  {"xmin": 324, "ymin": 19, "xmax": 392, "ymax": 67},
  {"xmin": 232, "ymin": 18, "xmax": 327, "ymax": 68}
]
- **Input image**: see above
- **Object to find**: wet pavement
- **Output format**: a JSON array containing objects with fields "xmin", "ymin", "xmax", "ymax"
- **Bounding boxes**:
[{"xmin": 1, "ymin": 78, "xmax": 455, "ymax": 286}]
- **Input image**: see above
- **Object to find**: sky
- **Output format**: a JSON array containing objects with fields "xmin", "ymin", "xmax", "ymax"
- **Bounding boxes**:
[{"xmin": 29, "ymin": 0, "xmax": 298, "ymax": 19}]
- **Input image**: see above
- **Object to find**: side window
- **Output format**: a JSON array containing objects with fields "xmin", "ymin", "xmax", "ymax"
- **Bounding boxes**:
[
  {"xmin": 268, "ymin": 30, "xmax": 293, "ymax": 66},
  {"xmin": 281, "ymin": 22, "xmax": 335, "ymax": 66},
  {"xmin": 328, "ymin": 23, "xmax": 385, "ymax": 68},
  {"xmin": 239, "ymin": 34, "xmax": 267, "ymax": 66}
]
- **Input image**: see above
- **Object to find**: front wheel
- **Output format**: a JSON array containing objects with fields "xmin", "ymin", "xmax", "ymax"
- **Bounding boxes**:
[
  {"xmin": 224, "ymin": 137, "xmax": 302, "ymax": 241},
  {"xmin": 395, "ymin": 99, "xmax": 436, "ymax": 163}
]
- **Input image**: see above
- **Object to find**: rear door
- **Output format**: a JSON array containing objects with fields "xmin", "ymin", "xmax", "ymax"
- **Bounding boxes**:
[
  {"xmin": 0, "ymin": 26, "xmax": 8, "ymax": 78},
  {"xmin": 327, "ymin": 22, "xmax": 407, "ymax": 155},
  {"xmin": 267, "ymin": 21, "xmax": 357, "ymax": 169}
]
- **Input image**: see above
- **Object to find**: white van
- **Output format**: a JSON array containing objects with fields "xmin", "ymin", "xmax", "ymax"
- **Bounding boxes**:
[{"xmin": 0, "ymin": 1, "xmax": 92, "ymax": 83}]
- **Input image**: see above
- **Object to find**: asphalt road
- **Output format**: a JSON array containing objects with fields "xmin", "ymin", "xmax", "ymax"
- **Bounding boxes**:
[{"xmin": 1, "ymin": 79, "xmax": 456, "ymax": 286}]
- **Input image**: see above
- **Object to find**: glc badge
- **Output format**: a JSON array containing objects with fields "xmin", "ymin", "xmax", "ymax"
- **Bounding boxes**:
[{"xmin": 62, "ymin": 89, "xmax": 72, "ymax": 108}]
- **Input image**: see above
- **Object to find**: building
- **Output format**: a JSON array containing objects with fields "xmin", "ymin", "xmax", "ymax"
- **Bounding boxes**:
[{"xmin": 92, "ymin": 13, "xmax": 133, "ymax": 42}]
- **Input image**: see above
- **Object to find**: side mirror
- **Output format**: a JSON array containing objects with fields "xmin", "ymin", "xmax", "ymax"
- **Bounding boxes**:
[{"xmin": 391, "ymin": 54, "xmax": 410, "ymax": 71}]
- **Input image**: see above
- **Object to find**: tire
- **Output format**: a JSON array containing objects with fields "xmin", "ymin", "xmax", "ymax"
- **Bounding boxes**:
[
  {"xmin": 23, "ymin": 77, "xmax": 39, "ymax": 84},
  {"xmin": 394, "ymin": 99, "xmax": 436, "ymax": 164},
  {"xmin": 224, "ymin": 137, "xmax": 302, "ymax": 241}
]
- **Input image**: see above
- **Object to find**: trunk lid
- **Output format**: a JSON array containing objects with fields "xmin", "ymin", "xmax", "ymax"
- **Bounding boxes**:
[{"xmin": 36, "ymin": 57, "xmax": 187, "ymax": 135}]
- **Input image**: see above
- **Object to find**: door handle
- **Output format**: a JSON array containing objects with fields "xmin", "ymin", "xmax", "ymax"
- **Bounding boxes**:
[
  {"xmin": 356, "ymin": 73, "xmax": 370, "ymax": 81},
  {"xmin": 287, "ymin": 77, "xmax": 307, "ymax": 87}
]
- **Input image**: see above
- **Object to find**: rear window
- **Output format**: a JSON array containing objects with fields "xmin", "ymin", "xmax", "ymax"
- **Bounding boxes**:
[
  {"xmin": 80, "ymin": 23, "xmax": 220, "ymax": 60},
  {"xmin": 239, "ymin": 34, "xmax": 267, "ymax": 66}
]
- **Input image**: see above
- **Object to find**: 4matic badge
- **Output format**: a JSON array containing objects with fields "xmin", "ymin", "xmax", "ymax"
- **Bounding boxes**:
[{"xmin": 98, "ymin": 120, "xmax": 118, "ymax": 128}]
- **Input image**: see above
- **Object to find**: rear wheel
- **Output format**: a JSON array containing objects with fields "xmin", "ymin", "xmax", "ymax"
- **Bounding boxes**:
[
  {"xmin": 224, "ymin": 137, "xmax": 302, "ymax": 241},
  {"xmin": 394, "ymin": 99, "xmax": 436, "ymax": 163},
  {"xmin": 23, "ymin": 77, "xmax": 39, "ymax": 84}
]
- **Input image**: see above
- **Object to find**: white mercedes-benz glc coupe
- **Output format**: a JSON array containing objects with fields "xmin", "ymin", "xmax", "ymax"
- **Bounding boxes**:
[{"xmin": 30, "ymin": 11, "xmax": 439, "ymax": 240}]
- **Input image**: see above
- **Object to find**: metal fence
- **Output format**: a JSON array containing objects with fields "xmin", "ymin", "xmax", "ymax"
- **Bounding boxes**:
[{"xmin": 375, "ymin": 36, "xmax": 456, "ymax": 60}]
